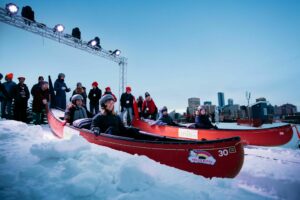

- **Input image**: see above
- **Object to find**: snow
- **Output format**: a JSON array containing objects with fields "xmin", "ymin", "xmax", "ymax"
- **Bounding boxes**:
[{"xmin": 0, "ymin": 120, "xmax": 300, "ymax": 200}]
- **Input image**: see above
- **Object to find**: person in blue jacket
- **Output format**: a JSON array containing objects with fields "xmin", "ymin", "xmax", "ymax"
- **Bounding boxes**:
[
  {"xmin": 1, "ymin": 73, "xmax": 17, "ymax": 119},
  {"xmin": 54, "ymin": 73, "xmax": 70, "ymax": 110}
]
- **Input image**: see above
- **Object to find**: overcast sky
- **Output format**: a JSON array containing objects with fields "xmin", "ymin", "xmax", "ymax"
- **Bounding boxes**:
[{"xmin": 1, "ymin": 0, "xmax": 299, "ymax": 111}]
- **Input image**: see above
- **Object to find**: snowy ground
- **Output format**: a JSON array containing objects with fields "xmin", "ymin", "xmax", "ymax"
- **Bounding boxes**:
[{"xmin": 0, "ymin": 120, "xmax": 299, "ymax": 200}]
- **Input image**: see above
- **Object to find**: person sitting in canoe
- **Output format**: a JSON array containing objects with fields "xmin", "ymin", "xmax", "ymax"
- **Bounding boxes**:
[
  {"xmin": 195, "ymin": 106, "xmax": 218, "ymax": 129},
  {"xmin": 142, "ymin": 92, "xmax": 158, "ymax": 120},
  {"xmin": 64, "ymin": 94, "xmax": 91, "ymax": 125},
  {"xmin": 152, "ymin": 106, "xmax": 179, "ymax": 126},
  {"xmin": 91, "ymin": 94, "xmax": 127, "ymax": 135}
]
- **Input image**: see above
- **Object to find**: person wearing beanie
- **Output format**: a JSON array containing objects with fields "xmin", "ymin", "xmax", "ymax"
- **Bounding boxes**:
[
  {"xmin": 103, "ymin": 86, "xmax": 117, "ymax": 102},
  {"xmin": 142, "ymin": 92, "xmax": 158, "ymax": 120},
  {"xmin": 152, "ymin": 106, "xmax": 178, "ymax": 126},
  {"xmin": 120, "ymin": 86, "xmax": 135, "ymax": 125},
  {"xmin": 91, "ymin": 94, "xmax": 126, "ymax": 136},
  {"xmin": 64, "ymin": 94, "xmax": 91, "ymax": 125},
  {"xmin": 54, "ymin": 73, "xmax": 71, "ymax": 110},
  {"xmin": 136, "ymin": 96, "xmax": 144, "ymax": 118},
  {"xmin": 12, "ymin": 77, "xmax": 30, "ymax": 122},
  {"xmin": 72, "ymin": 82, "xmax": 87, "ymax": 105},
  {"xmin": 1, "ymin": 73, "xmax": 16, "ymax": 119},
  {"xmin": 88, "ymin": 81, "xmax": 102, "ymax": 115},
  {"xmin": 31, "ymin": 76, "xmax": 44, "ymax": 97},
  {"xmin": 195, "ymin": 107, "xmax": 218, "ymax": 129},
  {"xmin": 32, "ymin": 81, "xmax": 50, "ymax": 125}
]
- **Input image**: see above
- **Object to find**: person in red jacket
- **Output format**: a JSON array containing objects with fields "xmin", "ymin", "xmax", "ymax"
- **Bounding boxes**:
[{"xmin": 142, "ymin": 92, "xmax": 157, "ymax": 120}]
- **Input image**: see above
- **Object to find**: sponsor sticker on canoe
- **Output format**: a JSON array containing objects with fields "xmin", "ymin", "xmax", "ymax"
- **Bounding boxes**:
[
  {"xmin": 188, "ymin": 149, "xmax": 216, "ymax": 165},
  {"xmin": 63, "ymin": 126, "xmax": 80, "ymax": 140},
  {"xmin": 178, "ymin": 128, "xmax": 198, "ymax": 140}
]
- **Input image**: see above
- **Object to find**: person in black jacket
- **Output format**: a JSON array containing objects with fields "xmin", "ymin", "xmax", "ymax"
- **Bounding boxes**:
[
  {"xmin": 0, "ymin": 73, "xmax": 9, "ymax": 118},
  {"xmin": 13, "ymin": 77, "xmax": 30, "ymax": 122},
  {"xmin": 120, "ymin": 86, "xmax": 134, "ymax": 125},
  {"xmin": 1, "ymin": 73, "xmax": 16, "ymax": 119},
  {"xmin": 88, "ymin": 81, "xmax": 102, "ymax": 115},
  {"xmin": 91, "ymin": 94, "xmax": 126, "ymax": 136},
  {"xmin": 32, "ymin": 81, "xmax": 49, "ymax": 125},
  {"xmin": 31, "ymin": 76, "xmax": 44, "ymax": 97},
  {"xmin": 195, "ymin": 107, "xmax": 218, "ymax": 129},
  {"xmin": 153, "ymin": 106, "xmax": 178, "ymax": 126}
]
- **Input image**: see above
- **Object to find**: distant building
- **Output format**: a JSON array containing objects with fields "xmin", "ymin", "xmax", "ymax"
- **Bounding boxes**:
[
  {"xmin": 222, "ymin": 104, "xmax": 240, "ymax": 120},
  {"xmin": 204, "ymin": 101, "xmax": 212, "ymax": 105},
  {"xmin": 218, "ymin": 92, "xmax": 225, "ymax": 108},
  {"xmin": 280, "ymin": 103, "xmax": 297, "ymax": 116},
  {"xmin": 203, "ymin": 104, "xmax": 216, "ymax": 115},
  {"xmin": 187, "ymin": 97, "xmax": 200, "ymax": 116},
  {"xmin": 228, "ymin": 98, "xmax": 233, "ymax": 106}
]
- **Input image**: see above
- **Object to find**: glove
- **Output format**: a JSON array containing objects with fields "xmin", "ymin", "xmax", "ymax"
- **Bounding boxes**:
[{"xmin": 92, "ymin": 127, "xmax": 101, "ymax": 136}]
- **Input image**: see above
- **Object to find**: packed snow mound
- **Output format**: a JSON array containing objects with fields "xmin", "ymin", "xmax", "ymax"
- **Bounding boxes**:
[{"xmin": 0, "ymin": 120, "xmax": 300, "ymax": 200}]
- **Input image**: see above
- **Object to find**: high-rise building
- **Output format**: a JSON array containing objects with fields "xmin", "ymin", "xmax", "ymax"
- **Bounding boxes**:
[
  {"xmin": 204, "ymin": 101, "xmax": 212, "ymax": 105},
  {"xmin": 187, "ymin": 97, "xmax": 200, "ymax": 115},
  {"xmin": 228, "ymin": 98, "xmax": 234, "ymax": 106},
  {"xmin": 218, "ymin": 92, "xmax": 225, "ymax": 108}
]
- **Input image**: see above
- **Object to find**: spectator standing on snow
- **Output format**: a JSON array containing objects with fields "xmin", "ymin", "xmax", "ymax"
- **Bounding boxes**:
[
  {"xmin": 142, "ymin": 92, "xmax": 158, "ymax": 120},
  {"xmin": 72, "ymin": 82, "xmax": 87, "ymax": 105},
  {"xmin": 1, "ymin": 73, "xmax": 16, "ymax": 119},
  {"xmin": 88, "ymin": 81, "xmax": 102, "ymax": 115},
  {"xmin": 12, "ymin": 77, "xmax": 30, "ymax": 122},
  {"xmin": 0, "ymin": 73, "xmax": 9, "ymax": 118},
  {"xmin": 54, "ymin": 73, "xmax": 70, "ymax": 110},
  {"xmin": 32, "ymin": 81, "xmax": 49, "ymax": 125},
  {"xmin": 120, "ymin": 86, "xmax": 135, "ymax": 125}
]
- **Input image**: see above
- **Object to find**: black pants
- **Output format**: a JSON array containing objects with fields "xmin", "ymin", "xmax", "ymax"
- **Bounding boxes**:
[{"xmin": 14, "ymin": 101, "xmax": 28, "ymax": 123}]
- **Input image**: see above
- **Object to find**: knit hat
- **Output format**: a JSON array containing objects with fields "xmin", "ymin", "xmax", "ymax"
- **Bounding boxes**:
[
  {"xmin": 145, "ymin": 92, "xmax": 150, "ymax": 97},
  {"xmin": 161, "ymin": 106, "xmax": 168, "ymax": 113},
  {"xmin": 58, "ymin": 73, "xmax": 65, "ymax": 78},
  {"xmin": 38, "ymin": 76, "xmax": 44, "ymax": 81},
  {"xmin": 71, "ymin": 94, "xmax": 83, "ymax": 103},
  {"xmin": 105, "ymin": 87, "xmax": 111, "ymax": 92},
  {"xmin": 77, "ymin": 82, "xmax": 82, "ymax": 87},
  {"xmin": 92, "ymin": 81, "xmax": 98, "ymax": 87},
  {"xmin": 0, "ymin": 73, "xmax": 3, "ymax": 80},
  {"xmin": 126, "ymin": 86, "xmax": 131, "ymax": 92},
  {"xmin": 100, "ymin": 94, "xmax": 115, "ymax": 108},
  {"xmin": 6, "ymin": 73, "xmax": 13, "ymax": 80}
]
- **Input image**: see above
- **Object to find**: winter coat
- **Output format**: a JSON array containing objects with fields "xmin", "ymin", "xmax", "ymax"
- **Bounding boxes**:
[
  {"xmin": 12, "ymin": 83, "xmax": 30, "ymax": 104},
  {"xmin": 31, "ymin": 82, "xmax": 43, "ymax": 97},
  {"xmin": 91, "ymin": 112, "xmax": 126, "ymax": 135},
  {"xmin": 32, "ymin": 87, "xmax": 49, "ymax": 113},
  {"xmin": 120, "ymin": 92, "xmax": 134, "ymax": 111},
  {"xmin": 64, "ymin": 104, "xmax": 90, "ymax": 124},
  {"xmin": 88, "ymin": 87, "xmax": 102, "ymax": 105},
  {"xmin": 195, "ymin": 115, "xmax": 214, "ymax": 129},
  {"xmin": 3, "ymin": 80, "xmax": 17, "ymax": 100},
  {"xmin": 103, "ymin": 91, "xmax": 117, "ymax": 102},
  {"xmin": 54, "ymin": 79, "xmax": 70, "ymax": 110},
  {"xmin": 72, "ymin": 87, "xmax": 87, "ymax": 104},
  {"xmin": 142, "ymin": 99, "xmax": 157, "ymax": 115},
  {"xmin": 0, "ymin": 81, "xmax": 9, "ymax": 100},
  {"xmin": 157, "ymin": 114, "xmax": 177, "ymax": 126}
]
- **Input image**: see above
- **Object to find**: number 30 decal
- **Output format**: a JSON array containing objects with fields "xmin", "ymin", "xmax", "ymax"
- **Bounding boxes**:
[{"xmin": 218, "ymin": 149, "xmax": 229, "ymax": 157}]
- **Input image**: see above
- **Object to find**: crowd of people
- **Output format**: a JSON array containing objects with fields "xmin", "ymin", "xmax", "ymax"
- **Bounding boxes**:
[{"xmin": 0, "ymin": 72, "xmax": 217, "ymax": 135}]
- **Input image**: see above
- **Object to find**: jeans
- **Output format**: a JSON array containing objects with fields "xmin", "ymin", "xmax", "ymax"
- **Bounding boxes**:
[
  {"xmin": 122, "ymin": 107, "xmax": 133, "ymax": 126},
  {"xmin": 1, "ymin": 99, "xmax": 13, "ymax": 119}
]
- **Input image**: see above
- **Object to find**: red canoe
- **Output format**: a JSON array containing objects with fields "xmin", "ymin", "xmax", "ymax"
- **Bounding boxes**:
[
  {"xmin": 132, "ymin": 119, "xmax": 293, "ymax": 147},
  {"xmin": 47, "ymin": 107, "xmax": 244, "ymax": 178}
]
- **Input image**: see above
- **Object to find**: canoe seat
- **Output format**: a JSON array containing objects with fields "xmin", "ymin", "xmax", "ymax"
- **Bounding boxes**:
[{"xmin": 73, "ymin": 118, "xmax": 93, "ymax": 129}]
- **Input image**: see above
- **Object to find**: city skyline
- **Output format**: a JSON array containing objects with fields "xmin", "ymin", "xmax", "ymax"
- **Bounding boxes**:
[{"xmin": 1, "ymin": 0, "xmax": 299, "ymax": 111}]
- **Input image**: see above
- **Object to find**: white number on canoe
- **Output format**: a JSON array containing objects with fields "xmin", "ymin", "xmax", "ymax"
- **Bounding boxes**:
[
  {"xmin": 218, "ymin": 149, "xmax": 229, "ymax": 157},
  {"xmin": 178, "ymin": 128, "xmax": 198, "ymax": 140}
]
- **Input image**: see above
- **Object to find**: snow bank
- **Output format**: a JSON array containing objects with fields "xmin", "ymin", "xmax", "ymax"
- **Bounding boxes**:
[{"xmin": 0, "ymin": 120, "xmax": 299, "ymax": 199}]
